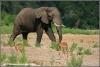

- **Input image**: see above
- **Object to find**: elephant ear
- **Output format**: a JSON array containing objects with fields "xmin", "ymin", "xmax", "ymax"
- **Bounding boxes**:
[{"xmin": 35, "ymin": 7, "xmax": 49, "ymax": 24}]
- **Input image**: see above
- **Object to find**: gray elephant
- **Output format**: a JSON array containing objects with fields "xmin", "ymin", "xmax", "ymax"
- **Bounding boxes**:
[{"xmin": 9, "ymin": 7, "xmax": 65, "ymax": 45}]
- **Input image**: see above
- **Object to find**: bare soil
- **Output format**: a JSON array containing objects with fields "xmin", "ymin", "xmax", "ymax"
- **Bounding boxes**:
[{"xmin": 1, "ymin": 33, "xmax": 99, "ymax": 66}]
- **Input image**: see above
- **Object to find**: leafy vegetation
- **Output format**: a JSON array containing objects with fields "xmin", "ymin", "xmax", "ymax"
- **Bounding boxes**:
[
  {"xmin": 50, "ymin": 42, "xmax": 60, "ymax": 51},
  {"xmin": 8, "ymin": 51, "xmax": 17, "ymax": 64},
  {"xmin": 1, "ymin": 53, "xmax": 7, "ymax": 63},
  {"xmin": 69, "ymin": 42, "xmax": 77, "ymax": 55},
  {"xmin": 19, "ymin": 47, "xmax": 28, "ymax": 63},
  {"xmin": 67, "ymin": 55, "xmax": 83, "ymax": 66},
  {"xmin": 93, "ymin": 43, "xmax": 99, "ymax": 48},
  {"xmin": 35, "ymin": 42, "xmax": 42, "ymax": 47},
  {"xmin": 77, "ymin": 47, "xmax": 84, "ymax": 55},
  {"xmin": 84, "ymin": 48, "xmax": 93, "ymax": 55}
]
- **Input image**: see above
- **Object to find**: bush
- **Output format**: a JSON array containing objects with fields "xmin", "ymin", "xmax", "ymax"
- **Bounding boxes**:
[
  {"xmin": 84, "ymin": 48, "xmax": 93, "ymax": 55},
  {"xmin": 50, "ymin": 42, "xmax": 60, "ymax": 51},
  {"xmin": 67, "ymin": 55, "xmax": 83, "ymax": 66},
  {"xmin": 77, "ymin": 47, "xmax": 84, "ymax": 55},
  {"xmin": 8, "ymin": 52, "xmax": 17, "ymax": 63},
  {"xmin": 1, "ymin": 53, "xmax": 6, "ymax": 63},
  {"xmin": 93, "ymin": 43, "xmax": 99, "ymax": 48},
  {"xmin": 1, "ymin": 11, "xmax": 16, "ymax": 26},
  {"xmin": 19, "ymin": 47, "xmax": 28, "ymax": 63},
  {"xmin": 69, "ymin": 42, "xmax": 77, "ymax": 55},
  {"xmin": 1, "ymin": 25, "xmax": 13, "ymax": 34},
  {"xmin": 35, "ymin": 42, "xmax": 42, "ymax": 47}
]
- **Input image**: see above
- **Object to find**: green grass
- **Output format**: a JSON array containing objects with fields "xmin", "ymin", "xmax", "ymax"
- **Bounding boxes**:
[
  {"xmin": 84, "ymin": 48, "xmax": 93, "ymax": 55},
  {"xmin": 50, "ymin": 42, "xmax": 60, "ymax": 51},
  {"xmin": 93, "ymin": 43, "xmax": 99, "ymax": 48},
  {"xmin": 35, "ymin": 42, "xmax": 42, "ymax": 47},
  {"xmin": 69, "ymin": 42, "xmax": 77, "ymax": 55},
  {"xmin": 67, "ymin": 55, "xmax": 83, "ymax": 66},
  {"xmin": 77, "ymin": 47, "xmax": 84, "ymax": 55},
  {"xmin": 8, "ymin": 51, "xmax": 17, "ymax": 64},
  {"xmin": 1, "ymin": 53, "xmax": 7, "ymax": 63},
  {"xmin": 1, "ymin": 25, "xmax": 13, "ymax": 34},
  {"xmin": 53, "ymin": 27, "xmax": 99, "ymax": 35},
  {"xmin": 1, "ymin": 25, "xmax": 99, "ymax": 35},
  {"xmin": 19, "ymin": 47, "xmax": 28, "ymax": 63}
]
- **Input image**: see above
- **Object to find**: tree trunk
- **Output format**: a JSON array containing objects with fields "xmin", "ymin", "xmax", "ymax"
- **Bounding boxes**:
[{"xmin": 75, "ymin": 18, "xmax": 81, "ymax": 29}]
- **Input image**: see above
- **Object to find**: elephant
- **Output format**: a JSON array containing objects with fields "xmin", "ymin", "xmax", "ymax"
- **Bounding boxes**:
[{"xmin": 9, "ymin": 7, "xmax": 65, "ymax": 45}]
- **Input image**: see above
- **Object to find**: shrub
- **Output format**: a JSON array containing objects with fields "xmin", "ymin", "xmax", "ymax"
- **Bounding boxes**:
[
  {"xmin": 8, "ymin": 52, "xmax": 17, "ymax": 63},
  {"xmin": 93, "ymin": 43, "xmax": 99, "ymax": 48},
  {"xmin": 1, "ymin": 53, "xmax": 6, "ymax": 63},
  {"xmin": 67, "ymin": 55, "xmax": 83, "ymax": 66},
  {"xmin": 84, "ymin": 48, "xmax": 93, "ymax": 55},
  {"xmin": 50, "ymin": 42, "xmax": 60, "ymax": 51},
  {"xmin": 19, "ymin": 47, "xmax": 28, "ymax": 63},
  {"xmin": 69, "ymin": 42, "xmax": 77, "ymax": 55},
  {"xmin": 77, "ymin": 47, "xmax": 84, "ymax": 55},
  {"xmin": 35, "ymin": 42, "xmax": 42, "ymax": 47}
]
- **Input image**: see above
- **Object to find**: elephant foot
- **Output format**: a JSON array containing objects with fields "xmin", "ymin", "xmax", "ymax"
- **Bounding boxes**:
[{"xmin": 35, "ymin": 42, "xmax": 42, "ymax": 47}]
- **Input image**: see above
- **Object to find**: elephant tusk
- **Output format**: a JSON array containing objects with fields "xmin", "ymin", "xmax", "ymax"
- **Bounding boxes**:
[
  {"xmin": 54, "ymin": 23, "xmax": 61, "ymax": 27},
  {"xmin": 62, "ymin": 24, "xmax": 65, "ymax": 27}
]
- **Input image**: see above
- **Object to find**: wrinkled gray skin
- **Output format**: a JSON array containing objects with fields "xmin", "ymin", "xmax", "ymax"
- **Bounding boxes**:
[{"xmin": 10, "ymin": 7, "xmax": 64, "ymax": 44}]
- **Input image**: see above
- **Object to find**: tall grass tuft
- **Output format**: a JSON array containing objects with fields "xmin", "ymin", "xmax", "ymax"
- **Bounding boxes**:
[
  {"xmin": 8, "ymin": 51, "xmax": 17, "ymax": 64},
  {"xmin": 84, "ymin": 48, "xmax": 93, "ymax": 55},
  {"xmin": 35, "ymin": 42, "xmax": 42, "ymax": 47},
  {"xmin": 69, "ymin": 42, "xmax": 77, "ymax": 55},
  {"xmin": 50, "ymin": 42, "xmax": 60, "ymax": 51},
  {"xmin": 67, "ymin": 55, "xmax": 83, "ymax": 66},
  {"xmin": 1, "ymin": 53, "xmax": 6, "ymax": 63},
  {"xmin": 93, "ymin": 43, "xmax": 99, "ymax": 48},
  {"xmin": 19, "ymin": 47, "xmax": 28, "ymax": 63}
]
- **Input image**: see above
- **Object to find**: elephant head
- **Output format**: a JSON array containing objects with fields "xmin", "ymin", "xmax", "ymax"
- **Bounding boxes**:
[
  {"xmin": 47, "ymin": 7, "xmax": 65, "ymax": 42},
  {"xmin": 35, "ymin": 7, "xmax": 65, "ymax": 42}
]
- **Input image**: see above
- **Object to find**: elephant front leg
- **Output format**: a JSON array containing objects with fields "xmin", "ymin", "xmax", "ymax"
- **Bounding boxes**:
[
  {"xmin": 44, "ymin": 27, "xmax": 56, "ymax": 42},
  {"xmin": 35, "ymin": 28, "xmax": 43, "ymax": 47}
]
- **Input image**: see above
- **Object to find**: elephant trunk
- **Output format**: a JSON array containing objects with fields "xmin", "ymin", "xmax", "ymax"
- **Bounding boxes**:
[{"xmin": 56, "ymin": 26, "xmax": 62, "ymax": 43}]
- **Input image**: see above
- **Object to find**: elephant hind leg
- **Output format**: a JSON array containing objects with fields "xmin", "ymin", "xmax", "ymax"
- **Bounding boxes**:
[
  {"xmin": 22, "ymin": 32, "xmax": 29, "ymax": 46},
  {"xmin": 8, "ymin": 31, "xmax": 20, "ymax": 46},
  {"xmin": 8, "ymin": 25, "xmax": 21, "ymax": 46}
]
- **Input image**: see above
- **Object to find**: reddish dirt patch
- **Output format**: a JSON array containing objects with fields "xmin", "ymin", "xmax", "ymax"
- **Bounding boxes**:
[{"xmin": 1, "ymin": 33, "xmax": 99, "ymax": 66}]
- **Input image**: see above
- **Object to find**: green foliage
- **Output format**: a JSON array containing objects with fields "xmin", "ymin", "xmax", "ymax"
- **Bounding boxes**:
[
  {"xmin": 77, "ymin": 47, "xmax": 84, "ymax": 55},
  {"xmin": 52, "ymin": 26, "xmax": 99, "ymax": 35},
  {"xmin": 1, "ymin": 25, "xmax": 13, "ymax": 34},
  {"xmin": 50, "ymin": 42, "xmax": 60, "ymax": 51},
  {"xmin": 69, "ymin": 42, "xmax": 77, "ymax": 54},
  {"xmin": 84, "ymin": 48, "xmax": 93, "ymax": 55},
  {"xmin": 8, "ymin": 52, "xmax": 17, "ymax": 63},
  {"xmin": 1, "ymin": 11, "xmax": 16, "ymax": 26},
  {"xmin": 19, "ymin": 47, "xmax": 28, "ymax": 63},
  {"xmin": 67, "ymin": 55, "xmax": 83, "ymax": 66},
  {"xmin": 1, "ymin": 53, "xmax": 6, "ymax": 63},
  {"xmin": 93, "ymin": 43, "xmax": 99, "ymax": 48},
  {"xmin": 35, "ymin": 42, "xmax": 42, "ymax": 47}
]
